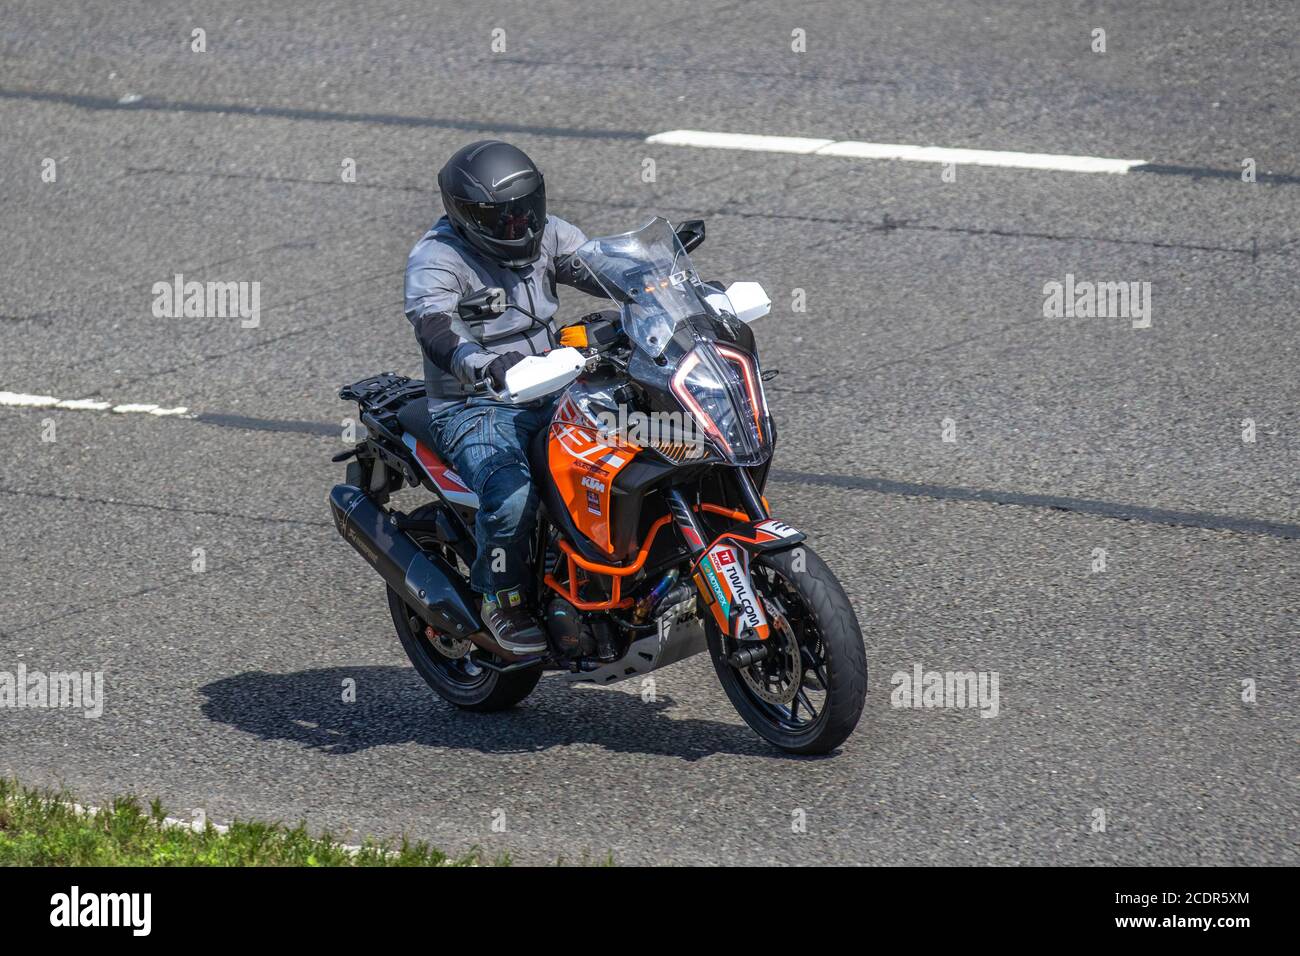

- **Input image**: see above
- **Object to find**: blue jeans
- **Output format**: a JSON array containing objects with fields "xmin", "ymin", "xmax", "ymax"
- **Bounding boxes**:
[{"xmin": 428, "ymin": 397, "xmax": 555, "ymax": 596}]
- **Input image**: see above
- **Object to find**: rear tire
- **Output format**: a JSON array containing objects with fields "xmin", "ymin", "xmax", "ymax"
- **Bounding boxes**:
[
  {"xmin": 387, "ymin": 504, "xmax": 540, "ymax": 712},
  {"xmin": 706, "ymin": 545, "xmax": 867, "ymax": 754},
  {"xmin": 388, "ymin": 588, "xmax": 541, "ymax": 711}
]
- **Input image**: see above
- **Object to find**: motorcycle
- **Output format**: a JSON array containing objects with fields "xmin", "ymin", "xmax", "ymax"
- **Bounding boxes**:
[{"xmin": 330, "ymin": 217, "xmax": 867, "ymax": 753}]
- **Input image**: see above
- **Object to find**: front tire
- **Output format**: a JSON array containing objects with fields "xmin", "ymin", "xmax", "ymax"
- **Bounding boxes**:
[{"xmin": 706, "ymin": 545, "xmax": 867, "ymax": 754}]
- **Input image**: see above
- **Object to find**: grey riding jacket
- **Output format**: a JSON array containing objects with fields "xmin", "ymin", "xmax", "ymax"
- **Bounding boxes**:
[{"xmin": 404, "ymin": 214, "xmax": 590, "ymax": 410}]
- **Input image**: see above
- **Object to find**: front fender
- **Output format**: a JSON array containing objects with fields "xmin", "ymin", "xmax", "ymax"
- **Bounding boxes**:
[
  {"xmin": 691, "ymin": 517, "xmax": 806, "ymax": 641},
  {"xmin": 716, "ymin": 517, "xmax": 807, "ymax": 554}
]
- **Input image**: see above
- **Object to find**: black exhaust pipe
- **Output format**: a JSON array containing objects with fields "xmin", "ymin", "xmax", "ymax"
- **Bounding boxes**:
[{"xmin": 329, "ymin": 484, "xmax": 482, "ymax": 641}]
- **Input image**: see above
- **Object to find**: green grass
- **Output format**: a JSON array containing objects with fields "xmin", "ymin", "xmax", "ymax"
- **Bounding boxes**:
[{"xmin": 0, "ymin": 778, "xmax": 495, "ymax": 866}]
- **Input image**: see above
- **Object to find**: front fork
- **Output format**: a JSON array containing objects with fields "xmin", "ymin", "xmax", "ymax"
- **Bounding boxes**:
[{"xmin": 666, "ymin": 469, "xmax": 776, "ymax": 644}]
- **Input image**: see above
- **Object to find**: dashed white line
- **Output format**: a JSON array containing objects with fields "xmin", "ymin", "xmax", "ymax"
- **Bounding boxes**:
[
  {"xmin": 645, "ymin": 129, "xmax": 1147, "ymax": 175},
  {"xmin": 0, "ymin": 390, "xmax": 190, "ymax": 417},
  {"xmin": 0, "ymin": 392, "xmax": 59, "ymax": 407},
  {"xmin": 652, "ymin": 130, "xmax": 836, "ymax": 154},
  {"xmin": 53, "ymin": 398, "xmax": 113, "ymax": 411}
]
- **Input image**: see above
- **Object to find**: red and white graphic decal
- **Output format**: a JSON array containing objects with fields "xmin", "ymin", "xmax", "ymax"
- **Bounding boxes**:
[
  {"xmin": 753, "ymin": 518, "xmax": 800, "ymax": 542},
  {"xmin": 403, "ymin": 434, "xmax": 480, "ymax": 509}
]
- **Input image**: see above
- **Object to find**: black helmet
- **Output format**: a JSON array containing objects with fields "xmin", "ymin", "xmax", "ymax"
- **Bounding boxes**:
[{"xmin": 438, "ymin": 141, "xmax": 547, "ymax": 268}]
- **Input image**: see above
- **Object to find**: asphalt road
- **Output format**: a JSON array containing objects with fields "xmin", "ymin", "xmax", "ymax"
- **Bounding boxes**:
[{"xmin": 1, "ymin": 0, "xmax": 1296, "ymax": 865}]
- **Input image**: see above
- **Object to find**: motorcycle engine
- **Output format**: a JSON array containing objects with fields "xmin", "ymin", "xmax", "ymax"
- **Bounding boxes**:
[
  {"xmin": 545, "ymin": 597, "xmax": 621, "ymax": 661},
  {"xmin": 545, "ymin": 597, "xmax": 592, "ymax": 658}
]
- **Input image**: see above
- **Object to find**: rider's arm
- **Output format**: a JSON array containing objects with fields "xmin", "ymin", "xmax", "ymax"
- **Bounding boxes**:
[
  {"xmin": 404, "ymin": 261, "xmax": 496, "ymax": 386},
  {"xmin": 549, "ymin": 216, "xmax": 607, "ymax": 299}
]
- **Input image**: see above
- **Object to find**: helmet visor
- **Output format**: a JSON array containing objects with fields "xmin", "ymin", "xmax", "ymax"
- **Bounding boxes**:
[{"xmin": 451, "ymin": 186, "xmax": 546, "ymax": 243}]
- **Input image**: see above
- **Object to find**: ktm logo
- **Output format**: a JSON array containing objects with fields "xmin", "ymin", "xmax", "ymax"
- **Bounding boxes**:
[{"xmin": 581, "ymin": 476, "xmax": 605, "ymax": 492}]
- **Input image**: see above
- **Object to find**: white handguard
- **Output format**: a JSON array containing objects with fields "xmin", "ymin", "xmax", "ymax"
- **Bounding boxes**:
[
  {"xmin": 496, "ymin": 346, "xmax": 586, "ymax": 404},
  {"xmin": 705, "ymin": 281, "xmax": 772, "ymax": 325},
  {"xmin": 723, "ymin": 281, "xmax": 771, "ymax": 324}
]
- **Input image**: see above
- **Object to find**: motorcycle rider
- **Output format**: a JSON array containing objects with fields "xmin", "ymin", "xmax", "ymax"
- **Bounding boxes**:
[{"xmin": 404, "ymin": 140, "xmax": 597, "ymax": 656}]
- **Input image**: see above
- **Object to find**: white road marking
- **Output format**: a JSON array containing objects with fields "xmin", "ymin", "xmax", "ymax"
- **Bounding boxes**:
[
  {"xmin": 645, "ymin": 129, "xmax": 1147, "ymax": 175},
  {"xmin": 0, "ymin": 390, "xmax": 190, "ymax": 418},
  {"xmin": 647, "ymin": 130, "xmax": 836, "ymax": 154},
  {"xmin": 0, "ymin": 392, "xmax": 60, "ymax": 407}
]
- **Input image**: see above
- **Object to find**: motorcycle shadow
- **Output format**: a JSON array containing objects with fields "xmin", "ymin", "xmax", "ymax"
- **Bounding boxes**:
[{"xmin": 199, "ymin": 665, "xmax": 776, "ymax": 761}]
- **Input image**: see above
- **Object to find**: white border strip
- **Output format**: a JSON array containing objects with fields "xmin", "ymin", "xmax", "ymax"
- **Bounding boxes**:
[
  {"xmin": 645, "ymin": 130, "xmax": 1147, "ymax": 175},
  {"xmin": 0, "ymin": 390, "xmax": 190, "ymax": 417},
  {"xmin": 69, "ymin": 803, "xmax": 381, "ymax": 855}
]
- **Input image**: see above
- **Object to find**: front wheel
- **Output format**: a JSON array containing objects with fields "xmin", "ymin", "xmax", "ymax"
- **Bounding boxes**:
[{"xmin": 706, "ymin": 545, "xmax": 867, "ymax": 754}]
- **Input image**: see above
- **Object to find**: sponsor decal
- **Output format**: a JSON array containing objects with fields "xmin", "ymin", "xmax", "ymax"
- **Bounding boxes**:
[
  {"xmin": 699, "ymin": 557, "xmax": 730, "ymax": 617},
  {"xmin": 712, "ymin": 545, "xmax": 766, "ymax": 633}
]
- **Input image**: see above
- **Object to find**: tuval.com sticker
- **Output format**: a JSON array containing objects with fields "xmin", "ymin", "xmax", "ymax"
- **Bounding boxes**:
[{"xmin": 708, "ymin": 544, "xmax": 767, "ymax": 634}]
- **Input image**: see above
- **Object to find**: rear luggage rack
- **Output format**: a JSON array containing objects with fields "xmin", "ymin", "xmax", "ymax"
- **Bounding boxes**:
[
  {"xmin": 337, "ymin": 373, "xmax": 428, "ymax": 500},
  {"xmin": 339, "ymin": 373, "xmax": 427, "ymax": 443},
  {"xmin": 339, "ymin": 372, "xmax": 425, "ymax": 412}
]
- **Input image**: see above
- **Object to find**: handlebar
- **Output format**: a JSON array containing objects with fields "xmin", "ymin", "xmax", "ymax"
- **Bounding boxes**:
[
  {"xmin": 469, "ymin": 376, "xmax": 506, "ymax": 401},
  {"xmin": 466, "ymin": 346, "xmax": 590, "ymax": 406}
]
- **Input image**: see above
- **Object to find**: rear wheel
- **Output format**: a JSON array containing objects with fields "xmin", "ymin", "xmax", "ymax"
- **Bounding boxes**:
[
  {"xmin": 706, "ymin": 545, "xmax": 867, "ymax": 754},
  {"xmin": 387, "ymin": 505, "xmax": 540, "ymax": 712}
]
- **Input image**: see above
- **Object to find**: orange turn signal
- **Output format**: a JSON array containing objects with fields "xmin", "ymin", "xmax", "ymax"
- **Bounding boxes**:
[{"xmin": 558, "ymin": 325, "xmax": 589, "ymax": 348}]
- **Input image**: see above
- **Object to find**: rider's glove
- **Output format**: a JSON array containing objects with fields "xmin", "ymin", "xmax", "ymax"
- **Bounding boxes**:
[{"xmin": 486, "ymin": 351, "xmax": 526, "ymax": 390}]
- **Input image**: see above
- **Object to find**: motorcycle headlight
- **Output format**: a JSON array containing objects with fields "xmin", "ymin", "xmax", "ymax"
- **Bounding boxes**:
[{"xmin": 669, "ymin": 344, "xmax": 771, "ymax": 465}]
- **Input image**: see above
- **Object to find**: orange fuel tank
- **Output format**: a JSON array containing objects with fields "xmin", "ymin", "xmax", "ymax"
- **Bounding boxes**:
[{"xmin": 546, "ymin": 392, "xmax": 639, "ymax": 554}]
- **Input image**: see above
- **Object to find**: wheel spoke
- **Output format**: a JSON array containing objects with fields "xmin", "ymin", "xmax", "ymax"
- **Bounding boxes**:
[
  {"xmin": 797, "ymin": 687, "xmax": 818, "ymax": 719},
  {"xmin": 802, "ymin": 647, "xmax": 830, "ymax": 688}
]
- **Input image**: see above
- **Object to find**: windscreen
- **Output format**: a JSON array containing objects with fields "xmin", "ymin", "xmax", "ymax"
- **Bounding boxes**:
[{"xmin": 573, "ymin": 218, "xmax": 720, "ymax": 357}]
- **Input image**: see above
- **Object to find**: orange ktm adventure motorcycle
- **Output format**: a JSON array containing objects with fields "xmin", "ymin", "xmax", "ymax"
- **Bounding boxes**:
[{"xmin": 331, "ymin": 217, "xmax": 867, "ymax": 753}]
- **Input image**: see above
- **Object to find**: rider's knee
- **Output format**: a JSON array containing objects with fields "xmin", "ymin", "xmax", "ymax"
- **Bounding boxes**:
[{"xmin": 476, "ymin": 452, "xmax": 537, "ymax": 540}]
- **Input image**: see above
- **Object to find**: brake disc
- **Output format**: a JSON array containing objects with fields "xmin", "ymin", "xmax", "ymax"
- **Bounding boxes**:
[
  {"xmin": 420, "ymin": 619, "xmax": 473, "ymax": 660},
  {"xmin": 741, "ymin": 600, "xmax": 801, "ymax": 705}
]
